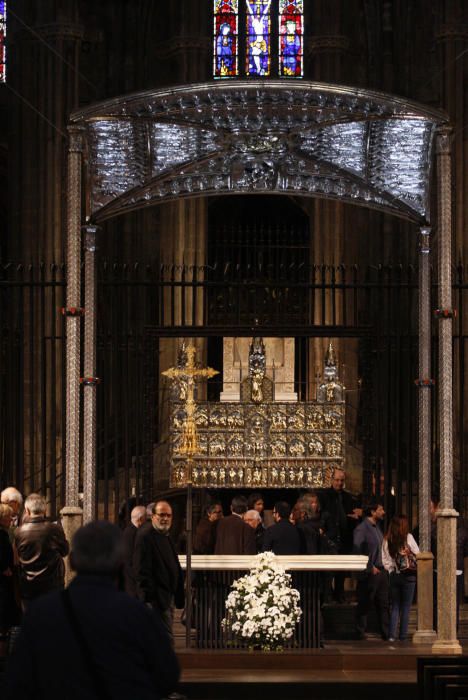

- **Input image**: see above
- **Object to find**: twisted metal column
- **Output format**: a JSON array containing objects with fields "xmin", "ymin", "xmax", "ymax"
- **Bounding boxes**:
[
  {"xmin": 432, "ymin": 126, "xmax": 462, "ymax": 654},
  {"xmin": 65, "ymin": 126, "xmax": 84, "ymax": 508},
  {"xmin": 82, "ymin": 225, "xmax": 99, "ymax": 523},
  {"xmin": 413, "ymin": 226, "xmax": 436, "ymax": 644},
  {"xmin": 418, "ymin": 226, "xmax": 432, "ymax": 553}
]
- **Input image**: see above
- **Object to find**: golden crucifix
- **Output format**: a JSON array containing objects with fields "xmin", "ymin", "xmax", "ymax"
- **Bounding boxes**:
[
  {"xmin": 162, "ymin": 344, "xmax": 219, "ymax": 461},
  {"xmin": 162, "ymin": 344, "xmax": 218, "ymax": 648}
]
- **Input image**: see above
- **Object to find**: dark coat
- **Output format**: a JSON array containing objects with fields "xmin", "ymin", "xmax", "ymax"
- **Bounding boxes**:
[
  {"xmin": 297, "ymin": 512, "xmax": 337, "ymax": 555},
  {"xmin": 122, "ymin": 522, "xmax": 139, "ymax": 596},
  {"xmin": 3, "ymin": 574, "xmax": 180, "ymax": 700},
  {"xmin": 0, "ymin": 526, "xmax": 18, "ymax": 630},
  {"xmin": 14, "ymin": 516, "xmax": 69, "ymax": 600},
  {"xmin": 254, "ymin": 523, "xmax": 265, "ymax": 553},
  {"xmin": 318, "ymin": 488, "xmax": 360, "ymax": 553},
  {"xmin": 194, "ymin": 516, "xmax": 216, "ymax": 554},
  {"xmin": 296, "ymin": 519, "xmax": 320, "ymax": 554},
  {"xmin": 134, "ymin": 523, "xmax": 185, "ymax": 611},
  {"xmin": 214, "ymin": 514, "xmax": 256, "ymax": 555},
  {"xmin": 262, "ymin": 519, "xmax": 302, "ymax": 555}
]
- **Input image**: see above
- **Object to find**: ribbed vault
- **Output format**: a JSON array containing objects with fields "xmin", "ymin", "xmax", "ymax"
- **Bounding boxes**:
[{"xmin": 71, "ymin": 80, "xmax": 448, "ymax": 225}]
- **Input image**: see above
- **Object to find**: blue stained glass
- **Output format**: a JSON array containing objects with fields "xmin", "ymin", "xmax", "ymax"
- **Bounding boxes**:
[
  {"xmin": 0, "ymin": 0, "xmax": 5, "ymax": 83},
  {"xmin": 246, "ymin": 0, "xmax": 271, "ymax": 76},
  {"xmin": 214, "ymin": 0, "xmax": 238, "ymax": 78},
  {"xmin": 279, "ymin": 0, "xmax": 303, "ymax": 78}
]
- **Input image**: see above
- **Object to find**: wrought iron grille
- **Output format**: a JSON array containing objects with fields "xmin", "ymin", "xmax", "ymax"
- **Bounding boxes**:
[{"xmin": 2, "ymin": 261, "xmax": 468, "ymax": 522}]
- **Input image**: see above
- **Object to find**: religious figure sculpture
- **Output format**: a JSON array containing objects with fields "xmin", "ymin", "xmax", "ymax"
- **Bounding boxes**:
[
  {"xmin": 317, "ymin": 341, "xmax": 345, "ymax": 403},
  {"xmin": 249, "ymin": 336, "xmax": 266, "ymax": 403}
]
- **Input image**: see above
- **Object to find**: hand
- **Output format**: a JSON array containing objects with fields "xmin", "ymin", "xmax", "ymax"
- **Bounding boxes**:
[
  {"xmin": 371, "ymin": 566, "xmax": 380, "ymax": 575},
  {"xmin": 347, "ymin": 512, "xmax": 360, "ymax": 520},
  {"xmin": 2, "ymin": 567, "xmax": 12, "ymax": 577}
]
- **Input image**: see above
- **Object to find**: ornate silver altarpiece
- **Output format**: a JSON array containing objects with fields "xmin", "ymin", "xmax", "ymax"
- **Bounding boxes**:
[{"xmin": 168, "ymin": 341, "xmax": 345, "ymax": 489}]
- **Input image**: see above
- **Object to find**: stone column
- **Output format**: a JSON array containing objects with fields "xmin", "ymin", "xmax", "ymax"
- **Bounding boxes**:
[
  {"xmin": 82, "ymin": 225, "xmax": 99, "ymax": 523},
  {"xmin": 432, "ymin": 126, "xmax": 462, "ymax": 655},
  {"xmin": 60, "ymin": 506, "xmax": 83, "ymax": 585},
  {"xmin": 64, "ymin": 125, "xmax": 85, "ymax": 510},
  {"xmin": 413, "ymin": 226, "xmax": 436, "ymax": 644}
]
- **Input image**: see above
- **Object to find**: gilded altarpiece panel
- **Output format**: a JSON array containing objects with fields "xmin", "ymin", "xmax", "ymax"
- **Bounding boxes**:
[{"xmin": 169, "ymin": 400, "xmax": 345, "ymax": 488}]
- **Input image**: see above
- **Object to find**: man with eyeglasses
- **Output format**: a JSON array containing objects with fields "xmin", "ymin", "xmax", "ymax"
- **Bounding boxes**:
[{"xmin": 134, "ymin": 501, "xmax": 185, "ymax": 644}]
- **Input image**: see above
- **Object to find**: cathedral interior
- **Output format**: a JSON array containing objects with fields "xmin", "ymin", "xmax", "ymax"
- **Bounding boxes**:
[{"xmin": 1, "ymin": 0, "xmax": 468, "ymax": 527}]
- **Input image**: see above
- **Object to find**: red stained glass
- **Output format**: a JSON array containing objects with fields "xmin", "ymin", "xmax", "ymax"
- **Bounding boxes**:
[
  {"xmin": 279, "ymin": 0, "xmax": 303, "ymax": 78},
  {"xmin": 214, "ymin": 0, "xmax": 238, "ymax": 78},
  {"xmin": 0, "ymin": 2, "xmax": 5, "ymax": 82}
]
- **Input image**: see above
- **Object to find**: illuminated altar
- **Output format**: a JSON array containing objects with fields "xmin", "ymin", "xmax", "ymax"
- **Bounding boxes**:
[{"xmin": 169, "ymin": 341, "xmax": 345, "ymax": 489}]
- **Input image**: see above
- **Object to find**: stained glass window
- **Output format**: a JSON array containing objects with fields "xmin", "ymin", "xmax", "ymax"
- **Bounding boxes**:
[
  {"xmin": 0, "ymin": 1, "xmax": 6, "ymax": 83},
  {"xmin": 279, "ymin": 0, "xmax": 303, "ymax": 77},
  {"xmin": 213, "ymin": 0, "xmax": 304, "ymax": 79},
  {"xmin": 214, "ymin": 0, "xmax": 238, "ymax": 78},
  {"xmin": 245, "ymin": 0, "xmax": 272, "ymax": 77}
]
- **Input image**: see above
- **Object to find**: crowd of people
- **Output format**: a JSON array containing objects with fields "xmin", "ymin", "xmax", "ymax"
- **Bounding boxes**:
[
  {"xmin": 0, "ymin": 488, "xmax": 182, "ymax": 699},
  {"xmin": 1, "ymin": 470, "xmax": 468, "ymax": 696}
]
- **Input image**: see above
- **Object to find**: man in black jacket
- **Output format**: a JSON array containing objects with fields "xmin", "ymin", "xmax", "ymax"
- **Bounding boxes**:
[
  {"xmin": 134, "ymin": 500, "xmax": 185, "ymax": 642},
  {"xmin": 263, "ymin": 501, "xmax": 301, "ymax": 555},
  {"xmin": 319, "ymin": 468, "xmax": 362, "ymax": 602},
  {"xmin": 4, "ymin": 521, "xmax": 180, "ymax": 700}
]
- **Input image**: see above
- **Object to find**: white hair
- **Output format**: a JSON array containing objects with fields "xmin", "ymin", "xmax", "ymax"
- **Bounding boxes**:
[
  {"xmin": 245, "ymin": 509, "xmax": 261, "ymax": 522},
  {"xmin": 1, "ymin": 487, "xmax": 23, "ymax": 506},
  {"xmin": 130, "ymin": 505, "xmax": 146, "ymax": 526},
  {"xmin": 24, "ymin": 493, "xmax": 46, "ymax": 515}
]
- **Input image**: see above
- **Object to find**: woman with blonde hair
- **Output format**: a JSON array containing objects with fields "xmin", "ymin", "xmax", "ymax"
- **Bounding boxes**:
[
  {"xmin": 382, "ymin": 514, "xmax": 419, "ymax": 641},
  {"xmin": 0, "ymin": 503, "xmax": 18, "ymax": 652}
]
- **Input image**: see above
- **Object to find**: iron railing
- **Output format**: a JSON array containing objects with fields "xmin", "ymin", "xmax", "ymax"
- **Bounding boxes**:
[{"xmin": 2, "ymin": 261, "xmax": 468, "ymax": 523}]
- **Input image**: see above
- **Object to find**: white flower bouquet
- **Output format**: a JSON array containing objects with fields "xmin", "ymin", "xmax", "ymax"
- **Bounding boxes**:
[{"xmin": 222, "ymin": 551, "xmax": 302, "ymax": 651}]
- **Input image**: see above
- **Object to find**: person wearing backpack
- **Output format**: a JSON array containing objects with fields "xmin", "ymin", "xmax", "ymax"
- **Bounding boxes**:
[{"xmin": 382, "ymin": 514, "xmax": 419, "ymax": 642}]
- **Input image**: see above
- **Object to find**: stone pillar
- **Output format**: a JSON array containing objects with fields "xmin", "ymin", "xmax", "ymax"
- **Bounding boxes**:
[
  {"xmin": 82, "ymin": 225, "xmax": 99, "ymax": 523},
  {"xmin": 432, "ymin": 126, "xmax": 462, "ymax": 655},
  {"xmin": 60, "ymin": 506, "xmax": 83, "ymax": 586},
  {"xmin": 65, "ymin": 125, "xmax": 84, "ymax": 509},
  {"xmin": 413, "ymin": 226, "xmax": 436, "ymax": 644}
]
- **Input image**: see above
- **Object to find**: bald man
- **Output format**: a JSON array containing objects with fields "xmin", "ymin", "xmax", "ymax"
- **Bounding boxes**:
[
  {"xmin": 122, "ymin": 505, "xmax": 147, "ymax": 597},
  {"xmin": 134, "ymin": 501, "xmax": 184, "ymax": 642}
]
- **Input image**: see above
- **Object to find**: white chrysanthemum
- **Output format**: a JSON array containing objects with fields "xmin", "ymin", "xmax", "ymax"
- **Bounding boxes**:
[{"xmin": 221, "ymin": 552, "xmax": 302, "ymax": 650}]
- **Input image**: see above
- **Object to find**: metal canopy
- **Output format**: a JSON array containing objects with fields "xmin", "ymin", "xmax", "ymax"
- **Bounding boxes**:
[{"xmin": 71, "ymin": 80, "xmax": 448, "ymax": 224}]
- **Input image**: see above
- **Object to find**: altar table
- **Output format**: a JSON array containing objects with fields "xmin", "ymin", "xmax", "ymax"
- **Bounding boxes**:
[{"xmin": 179, "ymin": 555, "xmax": 368, "ymax": 649}]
